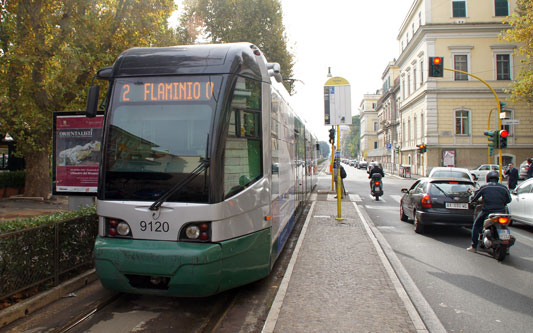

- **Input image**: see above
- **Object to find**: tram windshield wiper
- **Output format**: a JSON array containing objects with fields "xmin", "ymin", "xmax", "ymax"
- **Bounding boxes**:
[{"xmin": 149, "ymin": 158, "xmax": 209, "ymax": 211}]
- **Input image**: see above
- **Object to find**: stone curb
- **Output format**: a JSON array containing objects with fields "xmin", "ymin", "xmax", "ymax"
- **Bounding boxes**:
[{"xmin": 0, "ymin": 269, "xmax": 97, "ymax": 329}]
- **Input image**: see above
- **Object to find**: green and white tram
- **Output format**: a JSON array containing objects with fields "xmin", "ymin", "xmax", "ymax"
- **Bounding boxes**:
[{"xmin": 86, "ymin": 43, "xmax": 318, "ymax": 296}]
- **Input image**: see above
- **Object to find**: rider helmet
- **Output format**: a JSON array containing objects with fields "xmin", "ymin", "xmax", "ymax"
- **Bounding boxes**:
[{"xmin": 486, "ymin": 170, "xmax": 499, "ymax": 183}]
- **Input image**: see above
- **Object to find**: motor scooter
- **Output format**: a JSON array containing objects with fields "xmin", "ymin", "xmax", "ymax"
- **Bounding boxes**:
[
  {"xmin": 471, "ymin": 201, "xmax": 515, "ymax": 261},
  {"xmin": 370, "ymin": 173, "xmax": 383, "ymax": 201}
]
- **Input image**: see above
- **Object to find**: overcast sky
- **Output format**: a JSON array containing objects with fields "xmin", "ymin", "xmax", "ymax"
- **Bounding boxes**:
[{"xmin": 171, "ymin": 0, "xmax": 415, "ymax": 142}]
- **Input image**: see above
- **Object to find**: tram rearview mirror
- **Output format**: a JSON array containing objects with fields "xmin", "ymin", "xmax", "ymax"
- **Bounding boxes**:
[{"xmin": 86, "ymin": 85, "xmax": 100, "ymax": 118}]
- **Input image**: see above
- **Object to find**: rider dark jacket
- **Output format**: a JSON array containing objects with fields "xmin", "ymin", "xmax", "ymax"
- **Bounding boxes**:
[
  {"xmin": 471, "ymin": 182, "xmax": 511, "ymax": 212},
  {"xmin": 368, "ymin": 166, "xmax": 385, "ymax": 178}
]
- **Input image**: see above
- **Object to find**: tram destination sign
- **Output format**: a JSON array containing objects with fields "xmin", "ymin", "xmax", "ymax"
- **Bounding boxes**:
[
  {"xmin": 117, "ymin": 78, "xmax": 216, "ymax": 103},
  {"xmin": 324, "ymin": 76, "xmax": 352, "ymax": 126}
]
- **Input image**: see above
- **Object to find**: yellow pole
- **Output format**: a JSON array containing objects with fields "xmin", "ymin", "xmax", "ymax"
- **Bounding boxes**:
[
  {"xmin": 487, "ymin": 108, "xmax": 495, "ymax": 164},
  {"xmin": 331, "ymin": 142, "xmax": 335, "ymax": 191},
  {"xmin": 444, "ymin": 68, "xmax": 504, "ymax": 182},
  {"xmin": 335, "ymin": 125, "xmax": 344, "ymax": 221}
]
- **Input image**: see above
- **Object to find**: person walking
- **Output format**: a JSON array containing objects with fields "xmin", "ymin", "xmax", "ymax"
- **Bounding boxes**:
[{"xmin": 504, "ymin": 163, "xmax": 519, "ymax": 190}]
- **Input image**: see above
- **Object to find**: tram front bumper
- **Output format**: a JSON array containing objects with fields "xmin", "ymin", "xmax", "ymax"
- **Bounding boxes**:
[{"xmin": 93, "ymin": 229, "xmax": 270, "ymax": 297}]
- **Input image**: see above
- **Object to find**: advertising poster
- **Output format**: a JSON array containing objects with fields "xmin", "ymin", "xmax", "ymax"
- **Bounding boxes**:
[
  {"xmin": 53, "ymin": 112, "xmax": 104, "ymax": 195},
  {"xmin": 443, "ymin": 150, "xmax": 456, "ymax": 167}
]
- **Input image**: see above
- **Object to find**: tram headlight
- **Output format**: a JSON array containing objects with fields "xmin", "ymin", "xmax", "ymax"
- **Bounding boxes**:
[
  {"xmin": 180, "ymin": 222, "xmax": 211, "ymax": 242},
  {"xmin": 185, "ymin": 225, "xmax": 200, "ymax": 239},
  {"xmin": 117, "ymin": 222, "xmax": 131, "ymax": 236},
  {"xmin": 105, "ymin": 218, "xmax": 132, "ymax": 238}
]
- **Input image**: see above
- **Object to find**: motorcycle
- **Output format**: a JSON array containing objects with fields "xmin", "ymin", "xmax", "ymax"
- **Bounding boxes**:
[
  {"xmin": 370, "ymin": 173, "xmax": 383, "ymax": 201},
  {"xmin": 471, "ymin": 201, "xmax": 515, "ymax": 261}
]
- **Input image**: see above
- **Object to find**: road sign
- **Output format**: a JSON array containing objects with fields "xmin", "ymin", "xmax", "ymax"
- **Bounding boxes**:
[
  {"xmin": 324, "ymin": 77, "xmax": 351, "ymax": 125},
  {"xmin": 502, "ymin": 119, "xmax": 520, "ymax": 125}
]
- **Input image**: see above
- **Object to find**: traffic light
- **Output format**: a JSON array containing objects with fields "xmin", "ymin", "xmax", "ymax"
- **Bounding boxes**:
[
  {"xmin": 428, "ymin": 57, "xmax": 444, "ymax": 77},
  {"xmin": 499, "ymin": 129, "xmax": 508, "ymax": 148},
  {"xmin": 329, "ymin": 128, "xmax": 335, "ymax": 144},
  {"xmin": 484, "ymin": 130, "xmax": 498, "ymax": 148},
  {"xmin": 417, "ymin": 144, "xmax": 427, "ymax": 154},
  {"xmin": 499, "ymin": 101, "xmax": 507, "ymax": 112}
]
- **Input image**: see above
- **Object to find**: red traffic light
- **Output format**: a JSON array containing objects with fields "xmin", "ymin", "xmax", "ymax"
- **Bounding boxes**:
[
  {"xmin": 433, "ymin": 57, "xmax": 442, "ymax": 65},
  {"xmin": 499, "ymin": 130, "xmax": 509, "ymax": 138}
]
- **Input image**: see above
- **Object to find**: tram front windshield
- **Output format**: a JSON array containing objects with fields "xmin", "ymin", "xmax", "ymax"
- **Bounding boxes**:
[{"xmin": 101, "ymin": 76, "xmax": 222, "ymax": 203}]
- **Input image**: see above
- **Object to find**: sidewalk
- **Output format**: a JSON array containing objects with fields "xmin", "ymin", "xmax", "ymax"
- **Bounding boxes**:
[
  {"xmin": 263, "ymin": 182, "xmax": 432, "ymax": 332},
  {"xmin": 0, "ymin": 196, "xmax": 68, "ymax": 221}
]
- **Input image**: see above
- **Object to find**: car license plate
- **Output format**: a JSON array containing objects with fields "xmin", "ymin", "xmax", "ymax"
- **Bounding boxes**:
[
  {"xmin": 445, "ymin": 203, "xmax": 468, "ymax": 209},
  {"xmin": 498, "ymin": 229, "xmax": 511, "ymax": 240}
]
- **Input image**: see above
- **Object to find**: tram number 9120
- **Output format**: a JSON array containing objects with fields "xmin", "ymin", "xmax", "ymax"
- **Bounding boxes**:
[{"xmin": 140, "ymin": 221, "xmax": 170, "ymax": 233}]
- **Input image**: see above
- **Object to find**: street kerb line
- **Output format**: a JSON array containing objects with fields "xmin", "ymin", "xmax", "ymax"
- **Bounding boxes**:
[
  {"xmin": 353, "ymin": 201, "xmax": 447, "ymax": 333},
  {"xmin": 262, "ymin": 201, "xmax": 316, "ymax": 333}
]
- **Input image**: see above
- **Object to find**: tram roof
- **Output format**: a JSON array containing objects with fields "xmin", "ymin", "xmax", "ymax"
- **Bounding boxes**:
[{"xmin": 104, "ymin": 43, "xmax": 264, "ymax": 80}]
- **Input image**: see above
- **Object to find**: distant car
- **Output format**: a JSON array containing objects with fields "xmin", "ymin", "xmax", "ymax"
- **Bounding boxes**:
[
  {"xmin": 519, "ymin": 159, "xmax": 531, "ymax": 180},
  {"xmin": 470, "ymin": 164, "xmax": 500, "ymax": 181},
  {"xmin": 508, "ymin": 178, "xmax": 533, "ymax": 226},
  {"xmin": 358, "ymin": 161, "xmax": 368, "ymax": 169},
  {"xmin": 429, "ymin": 167, "xmax": 477, "ymax": 183},
  {"xmin": 400, "ymin": 177, "xmax": 476, "ymax": 234}
]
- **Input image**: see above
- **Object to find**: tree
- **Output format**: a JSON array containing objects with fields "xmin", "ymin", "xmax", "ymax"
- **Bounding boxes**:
[
  {"xmin": 179, "ymin": 0, "xmax": 295, "ymax": 92},
  {"xmin": 341, "ymin": 115, "xmax": 360, "ymax": 158},
  {"xmin": 502, "ymin": 0, "xmax": 533, "ymax": 102},
  {"xmin": 0, "ymin": 0, "xmax": 179, "ymax": 198}
]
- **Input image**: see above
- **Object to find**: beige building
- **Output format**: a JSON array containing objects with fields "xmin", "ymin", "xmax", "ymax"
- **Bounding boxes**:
[
  {"xmin": 359, "ymin": 92, "xmax": 381, "ymax": 161},
  {"xmin": 395, "ymin": 0, "xmax": 532, "ymax": 176},
  {"xmin": 376, "ymin": 62, "xmax": 401, "ymax": 172}
]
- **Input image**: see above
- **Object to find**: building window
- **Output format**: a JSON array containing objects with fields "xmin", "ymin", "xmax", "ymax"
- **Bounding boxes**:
[
  {"xmin": 374, "ymin": 142, "xmax": 378, "ymax": 149},
  {"xmin": 406, "ymin": 32, "xmax": 409, "ymax": 43},
  {"xmin": 412, "ymin": 23, "xmax": 415, "ymax": 35},
  {"xmin": 413, "ymin": 67, "xmax": 417, "ymax": 89},
  {"xmin": 419, "ymin": 12, "xmax": 422, "ymax": 26},
  {"xmin": 455, "ymin": 110, "xmax": 470, "ymax": 135},
  {"xmin": 454, "ymin": 55, "xmax": 468, "ymax": 80},
  {"xmin": 420, "ymin": 60, "xmax": 424, "ymax": 85},
  {"xmin": 374, "ymin": 121, "xmax": 379, "ymax": 132},
  {"xmin": 452, "ymin": 0, "xmax": 466, "ymax": 17},
  {"xmin": 496, "ymin": 54, "xmax": 511, "ymax": 80},
  {"xmin": 407, "ymin": 73, "xmax": 411, "ymax": 96},
  {"xmin": 402, "ymin": 79, "xmax": 405, "ymax": 99},
  {"xmin": 495, "ymin": 0, "xmax": 508, "ymax": 16}
]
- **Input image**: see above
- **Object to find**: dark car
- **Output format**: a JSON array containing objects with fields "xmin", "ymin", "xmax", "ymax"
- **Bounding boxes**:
[{"xmin": 399, "ymin": 177, "xmax": 476, "ymax": 234}]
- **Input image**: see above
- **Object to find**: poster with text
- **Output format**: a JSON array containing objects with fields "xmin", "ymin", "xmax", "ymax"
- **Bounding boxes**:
[{"xmin": 53, "ymin": 112, "xmax": 104, "ymax": 195}]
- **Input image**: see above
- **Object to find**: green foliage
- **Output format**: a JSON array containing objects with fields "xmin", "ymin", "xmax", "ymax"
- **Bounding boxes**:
[
  {"xmin": 0, "ymin": 170, "xmax": 25, "ymax": 188},
  {"xmin": 0, "ymin": 204, "xmax": 96, "ymax": 234},
  {"xmin": 179, "ymin": 0, "xmax": 295, "ymax": 92},
  {"xmin": 502, "ymin": 0, "xmax": 533, "ymax": 102},
  {"xmin": 342, "ymin": 115, "xmax": 360, "ymax": 158},
  {"xmin": 0, "ymin": 0, "xmax": 180, "ymax": 197}
]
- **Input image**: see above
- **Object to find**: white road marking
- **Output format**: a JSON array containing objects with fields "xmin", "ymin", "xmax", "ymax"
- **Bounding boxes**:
[
  {"xmin": 365, "ymin": 205, "xmax": 398, "ymax": 210},
  {"xmin": 349, "ymin": 194, "xmax": 362, "ymax": 202},
  {"xmin": 390, "ymin": 195, "xmax": 403, "ymax": 203}
]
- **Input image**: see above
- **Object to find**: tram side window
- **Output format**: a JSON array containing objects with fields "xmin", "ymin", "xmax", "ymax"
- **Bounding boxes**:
[{"xmin": 224, "ymin": 77, "xmax": 262, "ymax": 198}]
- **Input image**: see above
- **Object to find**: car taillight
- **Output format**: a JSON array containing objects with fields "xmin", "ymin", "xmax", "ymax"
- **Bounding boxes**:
[{"xmin": 421, "ymin": 195, "xmax": 432, "ymax": 208}]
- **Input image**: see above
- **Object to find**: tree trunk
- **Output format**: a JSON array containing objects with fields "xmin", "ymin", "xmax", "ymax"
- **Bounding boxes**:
[{"xmin": 24, "ymin": 150, "xmax": 51, "ymax": 198}]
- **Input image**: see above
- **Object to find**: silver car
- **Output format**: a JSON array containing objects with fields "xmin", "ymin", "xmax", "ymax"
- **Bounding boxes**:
[{"xmin": 508, "ymin": 178, "xmax": 533, "ymax": 226}]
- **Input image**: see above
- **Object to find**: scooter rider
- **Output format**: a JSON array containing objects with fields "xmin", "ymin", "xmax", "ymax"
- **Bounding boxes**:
[
  {"xmin": 467, "ymin": 170, "xmax": 511, "ymax": 253},
  {"xmin": 368, "ymin": 163, "xmax": 385, "ymax": 189}
]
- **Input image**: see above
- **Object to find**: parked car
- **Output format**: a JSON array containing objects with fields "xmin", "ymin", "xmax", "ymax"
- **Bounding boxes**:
[
  {"xmin": 428, "ymin": 167, "xmax": 477, "ymax": 183},
  {"xmin": 358, "ymin": 161, "xmax": 368, "ymax": 169},
  {"xmin": 519, "ymin": 159, "xmax": 531, "ymax": 180},
  {"xmin": 400, "ymin": 177, "xmax": 476, "ymax": 234},
  {"xmin": 469, "ymin": 164, "xmax": 500, "ymax": 181},
  {"xmin": 508, "ymin": 178, "xmax": 533, "ymax": 226}
]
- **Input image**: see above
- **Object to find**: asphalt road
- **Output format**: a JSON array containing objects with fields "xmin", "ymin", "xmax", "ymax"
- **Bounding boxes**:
[{"xmin": 341, "ymin": 164, "xmax": 533, "ymax": 333}]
